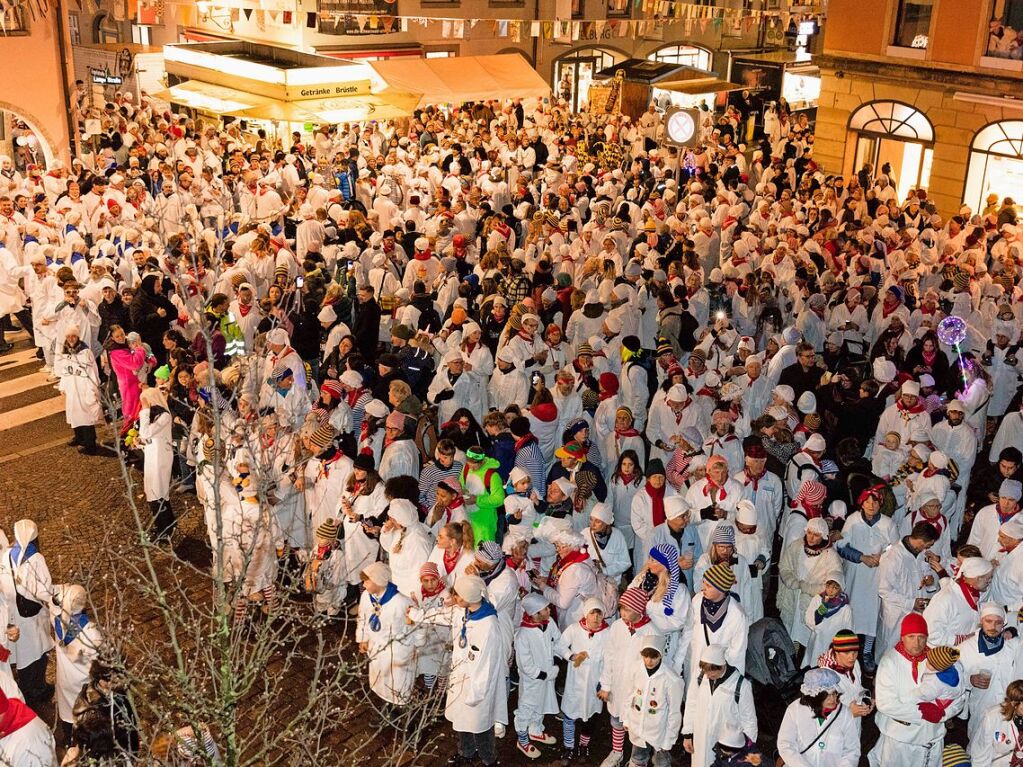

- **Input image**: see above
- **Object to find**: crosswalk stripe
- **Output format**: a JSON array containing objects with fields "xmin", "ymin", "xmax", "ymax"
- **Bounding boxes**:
[
  {"xmin": 0, "ymin": 370, "xmax": 54, "ymax": 399},
  {"xmin": 0, "ymin": 347, "xmax": 39, "ymax": 370},
  {"xmin": 0, "ymin": 395, "xmax": 65, "ymax": 431}
]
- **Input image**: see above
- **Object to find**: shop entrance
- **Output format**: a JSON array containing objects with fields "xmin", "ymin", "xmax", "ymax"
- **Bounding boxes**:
[
  {"xmin": 554, "ymin": 48, "xmax": 617, "ymax": 112},
  {"xmin": 964, "ymin": 120, "xmax": 1023, "ymax": 212}
]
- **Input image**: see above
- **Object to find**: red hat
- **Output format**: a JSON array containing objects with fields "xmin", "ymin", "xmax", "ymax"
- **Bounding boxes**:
[
  {"xmin": 857, "ymin": 485, "xmax": 885, "ymax": 507},
  {"xmin": 619, "ymin": 587, "xmax": 649, "ymax": 615},
  {"xmin": 320, "ymin": 379, "xmax": 343, "ymax": 400},
  {"xmin": 901, "ymin": 612, "xmax": 928, "ymax": 638},
  {"xmin": 106, "ymin": 198, "xmax": 120, "ymax": 211},
  {"xmin": 599, "ymin": 372, "xmax": 619, "ymax": 395}
]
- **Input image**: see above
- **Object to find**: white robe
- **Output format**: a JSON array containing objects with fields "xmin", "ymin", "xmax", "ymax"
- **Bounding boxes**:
[
  {"xmin": 54, "ymin": 347, "xmax": 103, "ymax": 428},
  {"xmin": 53, "ymin": 616, "xmax": 102, "ymax": 723},
  {"xmin": 840, "ymin": 512, "xmax": 898, "ymax": 637},
  {"xmin": 776, "ymin": 699, "xmax": 859, "ymax": 767},
  {"xmin": 957, "ymin": 633, "xmax": 1020, "ymax": 741},
  {"xmin": 687, "ymin": 593, "xmax": 749, "ymax": 683},
  {"xmin": 445, "ymin": 605, "xmax": 506, "ymax": 733},
  {"xmin": 681, "ymin": 667, "xmax": 758, "ymax": 767},
  {"xmin": 554, "ymin": 621, "xmax": 609, "ymax": 721},
  {"xmin": 513, "ymin": 622, "xmax": 561, "ymax": 734},
  {"xmin": 356, "ymin": 586, "xmax": 416, "ymax": 705},
  {"xmin": 139, "ymin": 408, "xmax": 173, "ymax": 501}
]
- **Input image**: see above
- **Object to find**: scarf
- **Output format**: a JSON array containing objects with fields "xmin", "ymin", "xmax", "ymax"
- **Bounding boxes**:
[
  {"xmin": 10, "ymin": 541, "xmax": 37, "ymax": 567},
  {"xmin": 957, "ymin": 578, "xmax": 981, "ymax": 611},
  {"xmin": 368, "ymin": 582, "xmax": 399, "ymax": 632},
  {"xmin": 316, "ymin": 449, "xmax": 343, "ymax": 480},
  {"xmin": 911, "ymin": 509, "xmax": 947, "ymax": 540},
  {"xmin": 701, "ymin": 594, "xmax": 730, "ymax": 632},
  {"xmin": 592, "ymin": 528, "xmax": 612, "ymax": 548},
  {"xmin": 547, "ymin": 549, "xmax": 589, "ymax": 588},
  {"xmin": 615, "ymin": 425, "xmax": 640, "ymax": 439},
  {"xmin": 237, "ymin": 302, "xmax": 253, "ymax": 317},
  {"xmin": 897, "ymin": 398, "xmax": 927, "ymax": 419},
  {"xmin": 703, "ymin": 478, "xmax": 728, "ymax": 501},
  {"xmin": 0, "ymin": 696, "xmax": 36, "ymax": 739},
  {"xmin": 442, "ymin": 548, "xmax": 461, "ymax": 574},
  {"xmin": 580, "ymin": 617, "xmax": 609, "ymax": 638},
  {"xmin": 520, "ymin": 614, "xmax": 549, "ymax": 629},
  {"xmin": 54, "ymin": 612, "xmax": 89, "ymax": 645},
  {"xmin": 743, "ymin": 469, "xmax": 766, "ymax": 492},
  {"xmin": 978, "ymin": 630, "xmax": 1004, "ymax": 656},
  {"xmin": 804, "ymin": 537, "xmax": 830, "ymax": 557},
  {"xmin": 480, "ymin": 556, "xmax": 507, "ymax": 585},
  {"xmin": 645, "ymin": 481, "xmax": 666, "ymax": 526},
  {"xmin": 421, "ymin": 579, "xmax": 445, "ymax": 599},
  {"xmin": 814, "ymin": 593, "xmax": 850, "ymax": 624},
  {"xmin": 817, "ymin": 648, "xmax": 856, "ymax": 679},
  {"xmin": 514, "ymin": 433, "xmax": 537, "ymax": 452},
  {"xmin": 895, "ymin": 640, "xmax": 928, "ymax": 682},
  {"xmin": 624, "ymin": 614, "xmax": 652, "ymax": 634},
  {"xmin": 346, "ymin": 386, "xmax": 366, "ymax": 409}
]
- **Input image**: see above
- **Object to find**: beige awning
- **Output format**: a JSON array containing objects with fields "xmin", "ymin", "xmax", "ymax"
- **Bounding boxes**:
[
  {"xmin": 369, "ymin": 53, "xmax": 550, "ymax": 106},
  {"xmin": 152, "ymin": 80, "xmax": 269, "ymax": 115},
  {"xmin": 656, "ymin": 77, "xmax": 745, "ymax": 95},
  {"xmin": 153, "ymin": 80, "xmax": 419, "ymax": 122}
]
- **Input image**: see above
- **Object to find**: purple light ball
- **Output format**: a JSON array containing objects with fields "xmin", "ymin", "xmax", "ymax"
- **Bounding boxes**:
[{"xmin": 937, "ymin": 315, "xmax": 968, "ymax": 347}]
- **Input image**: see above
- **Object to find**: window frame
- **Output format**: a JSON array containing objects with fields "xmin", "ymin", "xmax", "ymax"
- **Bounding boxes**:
[{"xmin": 892, "ymin": 0, "xmax": 934, "ymax": 49}]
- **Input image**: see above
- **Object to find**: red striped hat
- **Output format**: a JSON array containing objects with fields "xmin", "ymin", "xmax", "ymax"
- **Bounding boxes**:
[{"xmin": 619, "ymin": 587, "xmax": 649, "ymax": 616}]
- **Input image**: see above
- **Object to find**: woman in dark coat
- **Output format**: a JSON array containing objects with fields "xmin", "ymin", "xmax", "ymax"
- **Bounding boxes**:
[
  {"xmin": 903, "ymin": 330, "xmax": 951, "ymax": 389},
  {"xmin": 129, "ymin": 274, "xmax": 176, "ymax": 365}
]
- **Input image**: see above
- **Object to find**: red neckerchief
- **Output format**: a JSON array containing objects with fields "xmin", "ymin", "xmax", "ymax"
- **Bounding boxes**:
[
  {"xmin": 615, "ymin": 426, "xmax": 640, "ymax": 438},
  {"xmin": 237, "ymin": 303, "xmax": 253, "ymax": 317},
  {"xmin": 547, "ymin": 549, "xmax": 589, "ymax": 587},
  {"xmin": 0, "ymin": 696, "xmax": 36, "ymax": 738},
  {"xmin": 442, "ymin": 549, "xmax": 460, "ymax": 574},
  {"xmin": 619, "ymin": 471, "xmax": 637, "ymax": 485},
  {"xmin": 315, "ymin": 543, "xmax": 332, "ymax": 561},
  {"xmin": 580, "ymin": 617, "xmax": 609, "ymax": 638},
  {"xmin": 517, "ymin": 328, "xmax": 533, "ymax": 342},
  {"xmin": 414, "ymin": 249, "xmax": 432, "ymax": 261},
  {"xmin": 895, "ymin": 640, "xmax": 928, "ymax": 682},
  {"xmin": 645, "ymin": 481, "xmax": 666, "ymax": 526},
  {"xmin": 897, "ymin": 399, "xmax": 926, "ymax": 415},
  {"xmin": 696, "ymin": 387, "xmax": 716, "ymax": 398},
  {"xmin": 703, "ymin": 479, "xmax": 728, "ymax": 501},
  {"xmin": 514, "ymin": 433, "xmax": 536, "ymax": 451},
  {"xmin": 521, "ymin": 614, "xmax": 549, "ymax": 629},
  {"xmin": 624, "ymin": 614, "xmax": 651, "ymax": 634},
  {"xmin": 421, "ymin": 581, "xmax": 445, "ymax": 599},
  {"xmin": 317, "ymin": 450, "xmax": 343, "ymax": 480},
  {"xmin": 957, "ymin": 577, "xmax": 980, "ymax": 611},
  {"xmin": 672, "ymin": 406, "xmax": 686, "ymax": 425},
  {"xmin": 882, "ymin": 300, "xmax": 900, "ymax": 319},
  {"xmin": 744, "ymin": 469, "xmax": 766, "ymax": 492},
  {"xmin": 446, "ymin": 495, "xmax": 465, "ymax": 517}
]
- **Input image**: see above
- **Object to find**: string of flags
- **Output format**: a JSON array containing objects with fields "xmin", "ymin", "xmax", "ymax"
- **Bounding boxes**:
[{"xmin": 138, "ymin": 0, "xmax": 823, "ymax": 39}]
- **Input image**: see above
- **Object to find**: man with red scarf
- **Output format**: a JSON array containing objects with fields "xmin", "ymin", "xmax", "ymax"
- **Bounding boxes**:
[
  {"xmin": 873, "ymin": 613, "xmax": 966, "ymax": 766},
  {"xmin": 875, "ymin": 379, "xmax": 932, "ymax": 449},
  {"xmin": 923, "ymin": 556, "xmax": 992, "ymax": 648}
]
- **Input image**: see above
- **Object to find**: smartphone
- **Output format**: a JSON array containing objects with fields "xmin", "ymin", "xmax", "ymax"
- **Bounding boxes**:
[{"xmin": 296, "ymin": 276, "xmax": 304, "ymax": 287}]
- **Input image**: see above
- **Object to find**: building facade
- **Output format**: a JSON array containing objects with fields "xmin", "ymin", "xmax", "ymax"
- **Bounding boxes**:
[
  {"xmin": 815, "ymin": 0, "xmax": 1023, "ymax": 217},
  {"xmin": 0, "ymin": 1, "xmax": 75, "ymax": 167},
  {"xmin": 69, "ymin": 0, "xmax": 821, "ymax": 113}
]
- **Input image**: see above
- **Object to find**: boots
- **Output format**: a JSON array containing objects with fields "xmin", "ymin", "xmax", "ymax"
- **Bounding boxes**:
[
  {"xmin": 67, "ymin": 427, "xmax": 81, "ymax": 447},
  {"xmin": 149, "ymin": 500, "xmax": 176, "ymax": 542},
  {"xmin": 78, "ymin": 426, "xmax": 98, "ymax": 455}
]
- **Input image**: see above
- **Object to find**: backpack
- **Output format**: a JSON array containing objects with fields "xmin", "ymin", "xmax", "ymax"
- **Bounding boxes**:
[
  {"xmin": 626, "ymin": 352, "xmax": 659, "ymax": 409},
  {"xmin": 586, "ymin": 529, "xmax": 621, "ymax": 619},
  {"xmin": 745, "ymin": 617, "xmax": 800, "ymax": 696}
]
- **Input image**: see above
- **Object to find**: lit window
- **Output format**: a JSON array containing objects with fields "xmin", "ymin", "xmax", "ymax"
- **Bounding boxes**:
[
  {"xmin": 647, "ymin": 45, "xmax": 713, "ymax": 72},
  {"xmin": 132, "ymin": 24, "xmax": 151, "ymax": 45},
  {"xmin": 893, "ymin": 0, "xmax": 933, "ymax": 48},
  {"xmin": 848, "ymin": 100, "xmax": 935, "ymax": 142}
]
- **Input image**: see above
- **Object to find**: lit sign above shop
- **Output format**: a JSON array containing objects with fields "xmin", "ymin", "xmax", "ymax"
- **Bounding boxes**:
[{"xmin": 90, "ymin": 67, "xmax": 123, "ymax": 86}]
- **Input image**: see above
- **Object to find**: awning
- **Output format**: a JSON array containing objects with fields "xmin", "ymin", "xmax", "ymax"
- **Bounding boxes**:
[
  {"xmin": 656, "ymin": 77, "xmax": 745, "ymax": 95},
  {"xmin": 153, "ymin": 80, "xmax": 420, "ymax": 122},
  {"xmin": 369, "ymin": 53, "xmax": 549, "ymax": 106}
]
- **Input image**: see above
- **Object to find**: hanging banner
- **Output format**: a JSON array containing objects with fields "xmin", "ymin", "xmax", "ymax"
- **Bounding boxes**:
[{"xmin": 317, "ymin": 0, "xmax": 396, "ymax": 34}]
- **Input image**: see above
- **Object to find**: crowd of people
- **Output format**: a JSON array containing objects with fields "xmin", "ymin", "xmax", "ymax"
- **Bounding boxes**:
[{"xmin": 0, "ymin": 85, "xmax": 1022, "ymax": 767}]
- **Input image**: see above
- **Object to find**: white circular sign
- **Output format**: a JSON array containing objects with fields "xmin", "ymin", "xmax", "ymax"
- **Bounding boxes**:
[{"xmin": 665, "ymin": 110, "xmax": 696, "ymax": 145}]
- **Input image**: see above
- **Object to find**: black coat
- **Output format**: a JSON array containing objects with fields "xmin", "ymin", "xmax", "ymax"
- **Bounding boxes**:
[
  {"xmin": 352, "ymin": 298, "xmax": 381, "ymax": 361},
  {"xmin": 128, "ymin": 275, "xmax": 175, "ymax": 364}
]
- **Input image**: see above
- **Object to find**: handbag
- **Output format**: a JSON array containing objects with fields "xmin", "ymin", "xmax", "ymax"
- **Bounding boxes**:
[
  {"xmin": 8, "ymin": 554, "xmax": 42, "ymax": 618},
  {"xmin": 587, "ymin": 530, "xmax": 621, "ymax": 618},
  {"xmin": 775, "ymin": 704, "xmax": 842, "ymax": 767}
]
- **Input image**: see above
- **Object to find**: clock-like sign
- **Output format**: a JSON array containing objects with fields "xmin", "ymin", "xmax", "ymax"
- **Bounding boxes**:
[{"xmin": 664, "ymin": 108, "xmax": 699, "ymax": 147}]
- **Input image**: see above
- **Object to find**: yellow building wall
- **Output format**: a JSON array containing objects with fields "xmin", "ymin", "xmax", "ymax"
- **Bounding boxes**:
[
  {"xmin": 822, "ymin": 0, "xmax": 889, "ymax": 55},
  {"xmin": 815, "ymin": 69, "xmax": 1022, "ymax": 218},
  {"xmin": 0, "ymin": 12, "xmax": 73, "ymax": 166}
]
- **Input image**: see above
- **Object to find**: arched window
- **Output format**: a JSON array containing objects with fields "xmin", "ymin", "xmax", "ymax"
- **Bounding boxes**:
[
  {"xmin": 647, "ymin": 44, "xmax": 713, "ymax": 72},
  {"xmin": 848, "ymin": 100, "xmax": 934, "ymax": 193},
  {"xmin": 553, "ymin": 47, "xmax": 618, "ymax": 112},
  {"xmin": 847, "ymin": 100, "xmax": 934, "ymax": 142},
  {"xmin": 964, "ymin": 120, "xmax": 1023, "ymax": 212}
]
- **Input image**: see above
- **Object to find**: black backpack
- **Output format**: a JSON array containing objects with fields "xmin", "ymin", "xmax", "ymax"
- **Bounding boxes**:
[{"xmin": 626, "ymin": 352, "xmax": 659, "ymax": 409}]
